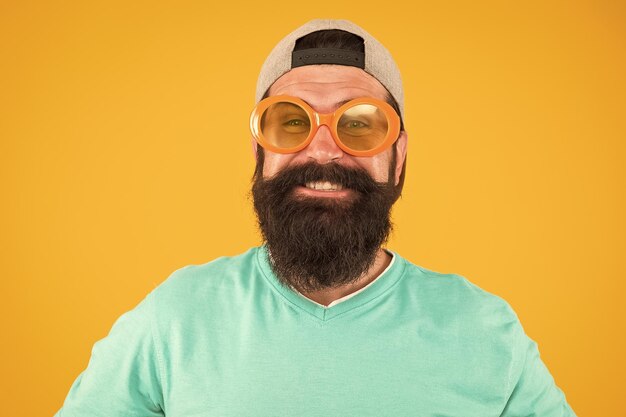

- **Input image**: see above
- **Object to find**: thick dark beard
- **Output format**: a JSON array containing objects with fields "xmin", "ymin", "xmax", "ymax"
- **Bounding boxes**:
[{"xmin": 251, "ymin": 161, "xmax": 397, "ymax": 294}]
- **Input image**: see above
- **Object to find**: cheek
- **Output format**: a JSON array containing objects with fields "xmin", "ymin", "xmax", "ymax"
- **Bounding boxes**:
[
  {"xmin": 355, "ymin": 153, "xmax": 392, "ymax": 183},
  {"xmin": 262, "ymin": 152, "xmax": 293, "ymax": 178}
]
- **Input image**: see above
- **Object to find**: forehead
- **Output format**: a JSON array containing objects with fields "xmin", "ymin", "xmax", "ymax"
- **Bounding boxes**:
[{"xmin": 268, "ymin": 65, "xmax": 389, "ymax": 111}]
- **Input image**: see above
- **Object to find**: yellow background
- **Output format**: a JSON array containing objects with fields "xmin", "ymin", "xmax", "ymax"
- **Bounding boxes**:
[{"xmin": 1, "ymin": 1, "xmax": 624, "ymax": 415}]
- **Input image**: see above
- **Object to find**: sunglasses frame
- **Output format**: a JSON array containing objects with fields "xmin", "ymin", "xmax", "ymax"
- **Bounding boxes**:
[{"xmin": 250, "ymin": 95, "xmax": 401, "ymax": 157}]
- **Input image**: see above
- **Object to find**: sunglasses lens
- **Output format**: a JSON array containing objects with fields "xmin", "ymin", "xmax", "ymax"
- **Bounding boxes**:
[
  {"xmin": 336, "ymin": 103, "xmax": 389, "ymax": 152},
  {"xmin": 260, "ymin": 101, "xmax": 311, "ymax": 149}
]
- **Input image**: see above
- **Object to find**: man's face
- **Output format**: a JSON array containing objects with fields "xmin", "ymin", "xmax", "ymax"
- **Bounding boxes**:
[
  {"xmin": 256, "ymin": 65, "xmax": 407, "ymax": 190},
  {"xmin": 251, "ymin": 65, "xmax": 407, "ymax": 293}
]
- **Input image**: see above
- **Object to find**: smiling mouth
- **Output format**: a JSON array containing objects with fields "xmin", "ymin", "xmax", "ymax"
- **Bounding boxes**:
[{"xmin": 304, "ymin": 181, "xmax": 344, "ymax": 191}]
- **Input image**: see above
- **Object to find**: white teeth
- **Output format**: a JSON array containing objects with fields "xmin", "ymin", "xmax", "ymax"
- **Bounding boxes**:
[{"xmin": 305, "ymin": 181, "xmax": 344, "ymax": 191}]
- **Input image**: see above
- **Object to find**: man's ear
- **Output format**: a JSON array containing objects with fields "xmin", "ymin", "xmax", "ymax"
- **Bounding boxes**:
[{"xmin": 394, "ymin": 131, "xmax": 408, "ymax": 186}]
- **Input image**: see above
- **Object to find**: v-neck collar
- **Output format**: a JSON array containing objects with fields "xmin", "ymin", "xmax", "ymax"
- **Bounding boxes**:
[{"xmin": 255, "ymin": 246, "xmax": 406, "ymax": 322}]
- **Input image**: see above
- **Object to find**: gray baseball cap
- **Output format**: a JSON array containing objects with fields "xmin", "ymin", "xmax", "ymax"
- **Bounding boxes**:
[{"xmin": 255, "ymin": 19, "xmax": 405, "ymax": 120}]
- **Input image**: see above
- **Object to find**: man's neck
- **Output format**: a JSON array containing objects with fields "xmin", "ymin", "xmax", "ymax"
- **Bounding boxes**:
[{"xmin": 298, "ymin": 248, "xmax": 393, "ymax": 307}]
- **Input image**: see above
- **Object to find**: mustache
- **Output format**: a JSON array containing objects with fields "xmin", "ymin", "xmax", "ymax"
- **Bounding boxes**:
[{"xmin": 259, "ymin": 162, "xmax": 386, "ymax": 194}]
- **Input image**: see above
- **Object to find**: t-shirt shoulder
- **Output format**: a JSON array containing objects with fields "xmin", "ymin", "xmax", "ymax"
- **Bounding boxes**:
[
  {"xmin": 145, "ymin": 247, "xmax": 260, "ymax": 315},
  {"xmin": 153, "ymin": 247, "xmax": 257, "ymax": 291},
  {"xmin": 398, "ymin": 258, "xmax": 521, "ymax": 331}
]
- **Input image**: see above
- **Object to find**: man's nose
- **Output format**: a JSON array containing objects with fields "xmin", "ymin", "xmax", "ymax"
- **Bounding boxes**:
[{"xmin": 304, "ymin": 125, "xmax": 345, "ymax": 163}]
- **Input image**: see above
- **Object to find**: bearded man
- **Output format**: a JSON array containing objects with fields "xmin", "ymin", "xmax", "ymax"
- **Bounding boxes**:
[{"xmin": 55, "ymin": 19, "xmax": 576, "ymax": 417}]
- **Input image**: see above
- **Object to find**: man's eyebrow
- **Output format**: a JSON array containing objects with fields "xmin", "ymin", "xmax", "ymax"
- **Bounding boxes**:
[
  {"xmin": 300, "ymin": 98, "xmax": 358, "ymax": 110},
  {"xmin": 336, "ymin": 99, "xmax": 353, "ymax": 107}
]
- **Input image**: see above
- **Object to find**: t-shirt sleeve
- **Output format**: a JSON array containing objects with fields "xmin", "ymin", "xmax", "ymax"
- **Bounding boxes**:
[
  {"xmin": 500, "ymin": 325, "xmax": 577, "ymax": 417},
  {"xmin": 54, "ymin": 293, "xmax": 165, "ymax": 417}
]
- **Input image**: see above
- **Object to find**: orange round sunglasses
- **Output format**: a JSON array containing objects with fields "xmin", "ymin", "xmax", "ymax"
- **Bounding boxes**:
[{"xmin": 250, "ymin": 95, "xmax": 401, "ymax": 157}]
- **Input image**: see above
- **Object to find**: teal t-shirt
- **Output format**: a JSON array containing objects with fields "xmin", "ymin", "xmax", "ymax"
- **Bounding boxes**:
[{"xmin": 56, "ymin": 247, "xmax": 576, "ymax": 416}]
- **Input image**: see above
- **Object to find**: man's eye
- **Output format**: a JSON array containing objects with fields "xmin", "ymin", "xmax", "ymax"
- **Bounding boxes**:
[
  {"xmin": 345, "ymin": 120, "xmax": 368, "ymax": 128},
  {"xmin": 284, "ymin": 119, "xmax": 308, "ymax": 126}
]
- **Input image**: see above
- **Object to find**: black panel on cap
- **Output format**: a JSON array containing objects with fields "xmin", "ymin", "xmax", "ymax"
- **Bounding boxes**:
[{"xmin": 291, "ymin": 48, "xmax": 365, "ymax": 69}]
